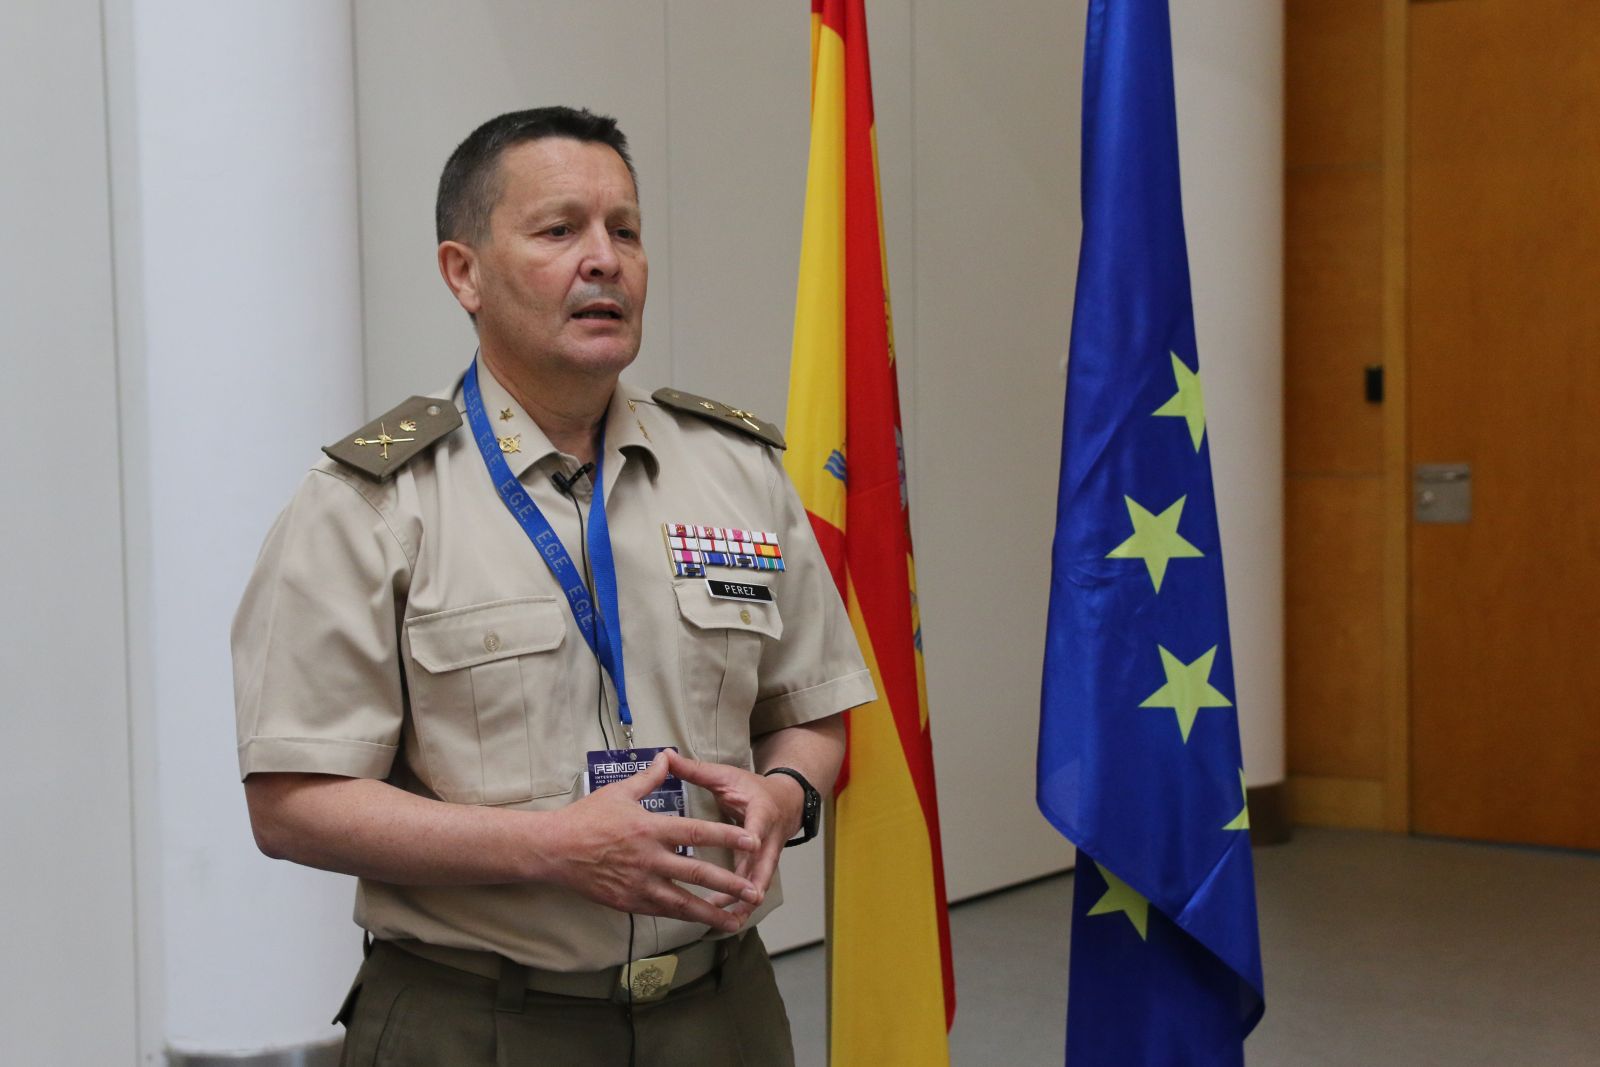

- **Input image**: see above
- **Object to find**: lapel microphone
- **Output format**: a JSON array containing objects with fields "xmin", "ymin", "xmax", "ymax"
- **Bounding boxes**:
[{"xmin": 551, "ymin": 462, "xmax": 595, "ymax": 496}]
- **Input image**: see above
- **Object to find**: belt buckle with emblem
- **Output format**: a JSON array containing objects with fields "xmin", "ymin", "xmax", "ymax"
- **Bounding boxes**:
[{"xmin": 618, "ymin": 953, "xmax": 680, "ymax": 1003}]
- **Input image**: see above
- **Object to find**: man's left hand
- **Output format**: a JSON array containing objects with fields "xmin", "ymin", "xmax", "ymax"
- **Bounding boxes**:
[{"xmin": 661, "ymin": 751, "xmax": 801, "ymax": 926}]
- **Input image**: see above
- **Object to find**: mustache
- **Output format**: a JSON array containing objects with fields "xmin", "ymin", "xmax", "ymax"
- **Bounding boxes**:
[{"xmin": 566, "ymin": 284, "xmax": 634, "ymax": 315}]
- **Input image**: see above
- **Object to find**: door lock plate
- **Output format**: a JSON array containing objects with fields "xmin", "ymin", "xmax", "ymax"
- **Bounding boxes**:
[{"xmin": 1414, "ymin": 463, "xmax": 1471, "ymax": 523}]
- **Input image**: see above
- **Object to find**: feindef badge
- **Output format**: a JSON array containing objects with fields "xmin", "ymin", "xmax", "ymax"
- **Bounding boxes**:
[
  {"xmin": 661, "ymin": 522, "xmax": 785, "ymax": 578},
  {"xmin": 584, "ymin": 746, "xmax": 691, "ymax": 856}
]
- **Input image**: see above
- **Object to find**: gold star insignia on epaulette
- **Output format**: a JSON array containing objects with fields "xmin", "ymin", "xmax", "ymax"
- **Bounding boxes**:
[
  {"xmin": 499, "ymin": 408, "xmax": 514, "ymax": 422},
  {"xmin": 652, "ymin": 387, "xmax": 786, "ymax": 449},
  {"xmin": 324, "ymin": 395, "xmax": 462, "ymax": 481}
]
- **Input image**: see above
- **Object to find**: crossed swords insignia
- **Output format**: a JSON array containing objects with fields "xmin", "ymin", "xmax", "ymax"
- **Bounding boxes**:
[
  {"xmin": 699, "ymin": 400, "xmax": 761, "ymax": 432},
  {"xmin": 352, "ymin": 420, "xmax": 417, "ymax": 461}
]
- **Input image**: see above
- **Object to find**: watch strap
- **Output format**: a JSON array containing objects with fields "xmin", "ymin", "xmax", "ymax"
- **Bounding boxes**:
[{"xmin": 763, "ymin": 767, "xmax": 821, "ymax": 847}]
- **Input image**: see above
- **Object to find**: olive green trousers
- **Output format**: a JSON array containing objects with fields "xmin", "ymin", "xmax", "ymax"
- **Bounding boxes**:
[{"xmin": 336, "ymin": 932, "xmax": 796, "ymax": 1066}]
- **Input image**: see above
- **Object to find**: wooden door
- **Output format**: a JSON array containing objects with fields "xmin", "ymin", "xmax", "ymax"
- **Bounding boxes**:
[{"xmin": 1408, "ymin": 0, "xmax": 1600, "ymax": 849}]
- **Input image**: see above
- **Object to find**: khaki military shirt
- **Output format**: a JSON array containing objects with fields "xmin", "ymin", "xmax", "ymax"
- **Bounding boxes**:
[{"xmin": 232, "ymin": 367, "xmax": 874, "ymax": 971}]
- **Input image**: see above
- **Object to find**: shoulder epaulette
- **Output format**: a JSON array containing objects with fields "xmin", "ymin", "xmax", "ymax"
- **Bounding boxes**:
[
  {"xmin": 322, "ymin": 395, "xmax": 462, "ymax": 481},
  {"xmin": 652, "ymin": 387, "xmax": 786, "ymax": 450}
]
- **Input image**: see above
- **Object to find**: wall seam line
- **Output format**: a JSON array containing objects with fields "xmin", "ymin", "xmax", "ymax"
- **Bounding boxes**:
[
  {"xmin": 660, "ymin": 0, "xmax": 677, "ymax": 386},
  {"xmin": 96, "ymin": 0, "xmax": 153, "ymax": 1057},
  {"xmin": 348, "ymin": 0, "xmax": 371, "ymax": 416},
  {"xmin": 907, "ymin": 0, "xmax": 919, "ymax": 515}
]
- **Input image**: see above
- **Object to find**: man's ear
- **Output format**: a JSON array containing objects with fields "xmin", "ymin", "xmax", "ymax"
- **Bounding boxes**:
[{"xmin": 438, "ymin": 240, "xmax": 482, "ymax": 316}]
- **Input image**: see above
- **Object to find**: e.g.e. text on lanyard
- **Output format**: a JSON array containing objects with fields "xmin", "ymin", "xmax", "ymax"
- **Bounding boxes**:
[{"xmin": 463, "ymin": 358, "xmax": 634, "ymax": 746}]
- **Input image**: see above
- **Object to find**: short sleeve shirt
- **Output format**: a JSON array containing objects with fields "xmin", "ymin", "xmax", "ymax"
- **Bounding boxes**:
[{"xmin": 232, "ymin": 369, "xmax": 875, "ymax": 970}]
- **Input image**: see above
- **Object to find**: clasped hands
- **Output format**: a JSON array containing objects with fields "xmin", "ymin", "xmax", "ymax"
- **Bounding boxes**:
[{"xmin": 543, "ymin": 751, "xmax": 803, "ymax": 934}]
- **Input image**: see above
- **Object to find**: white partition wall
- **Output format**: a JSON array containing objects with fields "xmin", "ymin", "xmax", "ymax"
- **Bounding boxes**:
[
  {"xmin": 0, "ymin": 3, "xmax": 138, "ymax": 1062},
  {"xmin": 909, "ymin": 3, "xmax": 1089, "ymax": 897},
  {"xmin": 107, "ymin": 0, "xmax": 367, "ymax": 1059},
  {"xmin": 1172, "ymin": 2, "xmax": 1286, "ymax": 792}
]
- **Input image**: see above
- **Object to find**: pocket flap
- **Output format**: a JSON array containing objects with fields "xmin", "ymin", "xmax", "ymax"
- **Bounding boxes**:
[
  {"xmin": 673, "ymin": 580, "xmax": 783, "ymax": 640},
  {"xmin": 406, "ymin": 596, "xmax": 566, "ymax": 673}
]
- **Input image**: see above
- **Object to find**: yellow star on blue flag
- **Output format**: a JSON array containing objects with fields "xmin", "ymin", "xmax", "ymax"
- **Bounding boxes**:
[
  {"xmin": 1140, "ymin": 645, "xmax": 1234, "ymax": 743},
  {"xmin": 1153, "ymin": 352, "xmax": 1207, "ymax": 451},
  {"xmin": 1223, "ymin": 769, "xmax": 1250, "ymax": 831},
  {"xmin": 1107, "ymin": 494, "xmax": 1203, "ymax": 593},
  {"xmin": 1087, "ymin": 862, "xmax": 1150, "ymax": 940}
]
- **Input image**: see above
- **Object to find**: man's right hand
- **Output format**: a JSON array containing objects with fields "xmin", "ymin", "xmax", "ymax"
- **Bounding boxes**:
[{"xmin": 538, "ymin": 753, "xmax": 763, "ymax": 933}]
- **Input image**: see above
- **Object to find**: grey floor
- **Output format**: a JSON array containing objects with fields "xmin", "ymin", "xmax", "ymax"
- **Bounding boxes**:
[{"xmin": 771, "ymin": 828, "xmax": 1600, "ymax": 1066}]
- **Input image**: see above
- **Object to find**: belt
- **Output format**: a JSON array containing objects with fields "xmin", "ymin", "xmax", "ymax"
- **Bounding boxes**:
[{"xmin": 388, "ymin": 933, "xmax": 742, "ymax": 1005}]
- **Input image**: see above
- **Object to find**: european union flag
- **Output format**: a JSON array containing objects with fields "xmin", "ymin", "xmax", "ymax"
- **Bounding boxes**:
[{"xmin": 1037, "ymin": 1, "xmax": 1266, "ymax": 1064}]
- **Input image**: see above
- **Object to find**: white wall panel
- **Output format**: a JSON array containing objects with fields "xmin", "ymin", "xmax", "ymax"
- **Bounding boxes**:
[
  {"xmin": 0, "ymin": 2, "xmax": 139, "ymax": 1061},
  {"xmin": 660, "ymin": 3, "xmax": 812, "ymax": 419},
  {"xmin": 911, "ymin": 3, "xmax": 1086, "ymax": 897},
  {"xmin": 1172, "ymin": 1, "xmax": 1286, "ymax": 788},
  {"xmin": 119, "ymin": 0, "xmax": 367, "ymax": 1054}
]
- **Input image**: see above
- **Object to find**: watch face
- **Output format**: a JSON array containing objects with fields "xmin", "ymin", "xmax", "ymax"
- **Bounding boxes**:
[{"xmin": 800, "ymin": 786, "xmax": 820, "ymax": 835}]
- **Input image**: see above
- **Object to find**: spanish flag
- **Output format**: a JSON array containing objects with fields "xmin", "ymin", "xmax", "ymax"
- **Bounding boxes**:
[{"xmin": 786, "ymin": 2, "xmax": 954, "ymax": 1062}]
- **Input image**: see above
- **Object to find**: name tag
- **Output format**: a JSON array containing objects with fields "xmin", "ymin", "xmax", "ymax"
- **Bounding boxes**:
[
  {"xmin": 585, "ymin": 746, "xmax": 691, "ymax": 856},
  {"xmin": 706, "ymin": 579, "xmax": 774, "ymax": 603}
]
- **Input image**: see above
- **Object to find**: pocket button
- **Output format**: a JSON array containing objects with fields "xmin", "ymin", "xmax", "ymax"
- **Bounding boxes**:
[
  {"xmin": 484, "ymin": 631, "xmax": 502, "ymax": 653},
  {"xmin": 739, "ymin": 609, "xmax": 752, "ymax": 625}
]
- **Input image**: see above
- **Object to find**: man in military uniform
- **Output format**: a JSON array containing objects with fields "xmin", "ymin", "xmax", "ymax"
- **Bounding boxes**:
[{"xmin": 233, "ymin": 106, "xmax": 873, "ymax": 1065}]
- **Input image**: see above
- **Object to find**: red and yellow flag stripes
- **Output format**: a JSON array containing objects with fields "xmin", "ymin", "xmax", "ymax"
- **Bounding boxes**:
[{"xmin": 787, "ymin": 2, "xmax": 954, "ymax": 1062}]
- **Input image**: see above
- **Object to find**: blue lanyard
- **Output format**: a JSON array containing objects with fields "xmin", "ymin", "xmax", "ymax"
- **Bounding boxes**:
[{"xmin": 463, "ymin": 359, "xmax": 633, "ymax": 737}]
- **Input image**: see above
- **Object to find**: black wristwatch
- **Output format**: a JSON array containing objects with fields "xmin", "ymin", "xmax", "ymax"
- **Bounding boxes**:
[{"xmin": 764, "ymin": 767, "xmax": 822, "ymax": 847}]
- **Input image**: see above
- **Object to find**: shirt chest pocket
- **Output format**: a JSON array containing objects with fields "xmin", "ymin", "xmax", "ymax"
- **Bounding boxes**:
[
  {"xmin": 672, "ymin": 581, "xmax": 784, "ymax": 766},
  {"xmin": 403, "ymin": 596, "xmax": 576, "ymax": 805}
]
